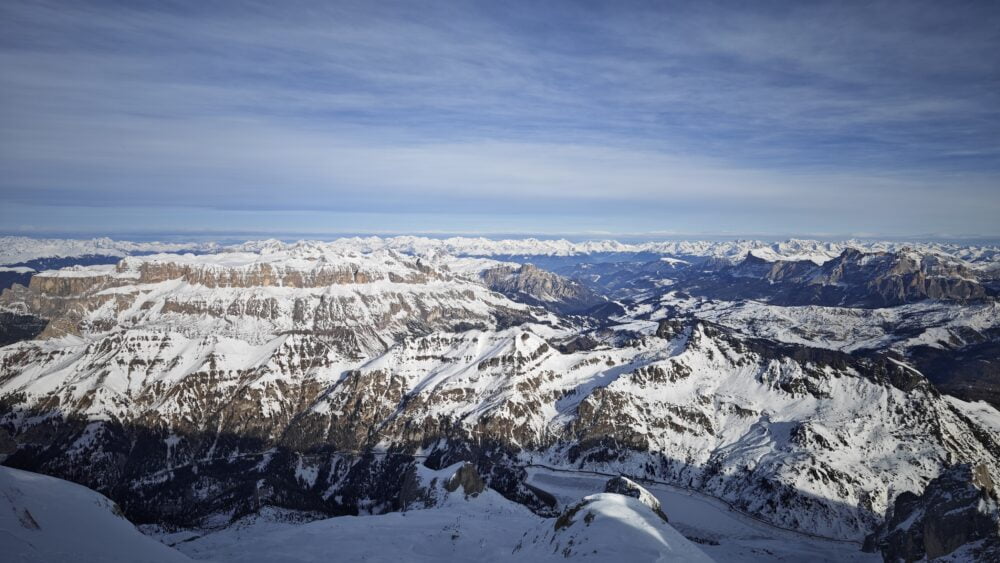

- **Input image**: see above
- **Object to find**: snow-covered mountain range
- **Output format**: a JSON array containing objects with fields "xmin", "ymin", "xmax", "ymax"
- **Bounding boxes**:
[
  {"xmin": 4, "ymin": 235, "xmax": 1000, "ymax": 270},
  {"xmin": 0, "ymin": 236, "xmax": 219, "ymax": 266},
  {"xmin": 1, "ymin": 236, "xmax": 998, "ymax": 561}
]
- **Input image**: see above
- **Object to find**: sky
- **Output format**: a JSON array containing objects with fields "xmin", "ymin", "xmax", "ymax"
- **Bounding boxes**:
[{"xmin": 1, "ymin": 0, "xmax": 999, "ymax": 238}]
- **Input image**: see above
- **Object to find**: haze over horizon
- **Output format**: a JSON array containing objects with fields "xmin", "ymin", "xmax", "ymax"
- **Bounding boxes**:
[{"xmin": 2, "ymin": 1, "xmax": 999, "ymax": 236}]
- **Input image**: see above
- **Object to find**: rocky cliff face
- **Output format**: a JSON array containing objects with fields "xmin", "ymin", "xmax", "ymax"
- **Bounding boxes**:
[
  {"xmin": 0, "ymin": 249, "xmax": 549, "ymax": 351},
  {"xmin": 864, "ymin": 463, "xmax": 1000, "ymax": 561},
  {"xmin": 697, "ymin": 248, "xmax": 992, "ymax": 307},
  {"xmin": 480, "ymin": 263, "xmax": 607, "ymax": 314}
]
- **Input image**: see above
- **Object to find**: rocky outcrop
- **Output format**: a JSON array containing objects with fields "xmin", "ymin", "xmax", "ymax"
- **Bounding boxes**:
[
  {"xmin": 480, "ymin": 263, "xmax": 606, "ymax": 314},
  {"xmin": 444, "ymin": 462, "xmax": 485, "ymax": 497},
  {"xmin": 122, "ymin": 254, "xmax": 441, "ymax": 289},
  {"xmin": 809, "ymin": 249, "xmax": 989, "ymax": 305},
  {"xmin": 864, "ymin": 463, "xmax": 1000, "ymax": 562},
  {"xmin": 604, "ymin": 476, "xmax": 668, "ymax": 522},
  {"xmin": 673, "ymin": 248, "xmax": 993, "ymax": 308}
]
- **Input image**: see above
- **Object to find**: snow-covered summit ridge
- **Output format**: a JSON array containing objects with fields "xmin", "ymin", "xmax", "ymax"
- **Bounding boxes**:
[
  {"xmin": 518, "ymin": 492, "xmax": 715, "ymax": 561},
  {"xmin": 162, "ymin": 466, "xmax": 714, "ymax": 563}
]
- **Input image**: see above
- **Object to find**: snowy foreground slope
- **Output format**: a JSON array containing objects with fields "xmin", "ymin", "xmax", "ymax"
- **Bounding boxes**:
[
  {"xmin": 0, "ymin": 465, "xmax": 190, "ymax": 563},
  {"xmin": 155, "ymin": 466, "xmax": 872, "ymax": 563},
  {"xmin": 158, "ymin": 468, "xmax": 716, "ymax": 563},
  {"xmin": 0, "ymin": 463, "xmax": 717, "ymax": 563},
  {"xmin": 1, "ymin": 237, "xmax": 999, "ymax": 561}
]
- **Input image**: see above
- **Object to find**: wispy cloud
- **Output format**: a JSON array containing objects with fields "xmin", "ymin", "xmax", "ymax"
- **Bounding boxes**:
[{"xmin": 1, "ymin": 0, "xmax": 998, "ymax": 235}]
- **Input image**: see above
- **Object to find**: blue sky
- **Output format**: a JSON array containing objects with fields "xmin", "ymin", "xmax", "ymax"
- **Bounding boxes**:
[{"xmin": 1, "ymin": 0, "xmax": 998, "ymax": 237}]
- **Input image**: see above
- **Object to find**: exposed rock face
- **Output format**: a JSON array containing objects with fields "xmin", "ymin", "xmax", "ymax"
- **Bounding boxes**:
[
  {"xmin": 604, "ymin": 476, "xmax": 667, "ymax": 522},
  {"xmin": 864, "ymin": 463, "xmax": 1000, "ymax": 562},
  {"xmin": 480, "ymin": 263, "xmax": 606, "ymax": 314},
  {"xmin": 121, "ymin": 253, "xmax": 441, "ymax": 288},
  {"xmin": 0, "ymin": 312, "xmax": 46, "ymax": 347},
  {"xmin": 444, "ymin": 462, "xmax": 485, "ymax": 497},
  {"xmin": 689, "ymin": 249, "xmax": 993, "ymax": 308}
]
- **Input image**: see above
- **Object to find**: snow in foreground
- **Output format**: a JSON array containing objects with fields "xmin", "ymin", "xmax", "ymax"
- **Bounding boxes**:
[
  {"xmin": 0, "ymin": 466, "xmax": 190, "ymax": 563},
  {"xmin": 155, "ymin": 466, "xmax": 882, "ymax": 562},
  {"xmin": 524, "ymin": 468, "xmax": 880, "ymax": 563},
  {"xmin": 161, "ymin": 487, "xmax": 712, "ymax": 563},
  {"xmin": 0, "ymin": 459, "xmax": 885, "ymax": 563},
  {"xmin": 0, "ymin": 463, "xmax": 713, "ymax": 563}
]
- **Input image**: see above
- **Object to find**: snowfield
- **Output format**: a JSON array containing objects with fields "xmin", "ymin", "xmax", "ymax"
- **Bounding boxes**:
[
  {"xmin": 0, "ymin": 466, "xmax": 191, "ymax": 563},
  {"xmin": 158, "ymin": 489, "xmax": 713, "ymax": 562}
]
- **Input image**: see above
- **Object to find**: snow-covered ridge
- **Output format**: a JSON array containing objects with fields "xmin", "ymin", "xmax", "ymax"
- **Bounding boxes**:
[
  {"xmin": 0, "ymin": 236, "xmax": 219, "ymax": 265},
  {"xmin": 659, "ymin": 297, "xmax": 1000, "ymax": 354},
  {"xmin": 155, "ymin": 467, "xmax": 715, "ymax": 563}
]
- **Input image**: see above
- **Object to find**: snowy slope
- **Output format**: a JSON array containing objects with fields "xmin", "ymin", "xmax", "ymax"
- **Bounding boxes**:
[
  {"xmin": 648, "ymin": 295, "xmax": 1000, "ymax": 353},
  {"xmin": 524, "ymin": 468, "xmax": 877, "ymax": 563},
  {"xmin": 0, "ymin": 466, "xmax": 190, "ymax": 563},
  {"xmin": 158, "ymin": 475, "xmax": 712, "ymax": 563},
  {"xmin": 2, "ymin": 312, "xmax": 995, "ymax": 541},
  {"xmin": 517, "ymin": 493, "xmax": 714, "ymax": 561}
]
